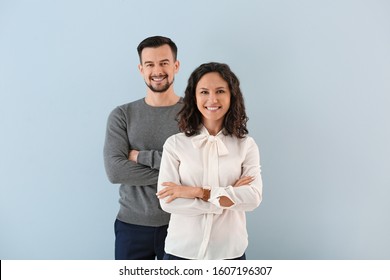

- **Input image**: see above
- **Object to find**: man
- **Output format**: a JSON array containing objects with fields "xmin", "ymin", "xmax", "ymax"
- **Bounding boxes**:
[{"xmin": 103, "ymin": 36, "xmax": 182, "ymax": 260}]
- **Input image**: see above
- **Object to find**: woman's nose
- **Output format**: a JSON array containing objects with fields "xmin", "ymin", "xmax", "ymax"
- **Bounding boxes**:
[{"xmin": 208, "ymin": 92, "xmax": 218, "ymax": 102}]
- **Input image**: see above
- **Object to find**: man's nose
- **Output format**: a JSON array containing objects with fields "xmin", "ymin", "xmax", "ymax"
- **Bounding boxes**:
[{"xmin": 153, "ymin": 65, "xmax": 163, "ymax": 76}]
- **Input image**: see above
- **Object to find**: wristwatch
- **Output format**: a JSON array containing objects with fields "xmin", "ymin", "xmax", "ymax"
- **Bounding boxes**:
[{"xmin": 201, "ymin": 186, "xmax": 211, "ymax": 201}]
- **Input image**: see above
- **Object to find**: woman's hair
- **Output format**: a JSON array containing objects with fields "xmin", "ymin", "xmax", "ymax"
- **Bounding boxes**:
[{"xmin": 178, "ymin": 62, "xmax": 249, "ymax": 138}]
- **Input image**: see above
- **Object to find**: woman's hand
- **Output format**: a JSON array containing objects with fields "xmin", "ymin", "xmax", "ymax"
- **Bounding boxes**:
[
  {"xmin": 218, "ymin": 176, "xmax": 254, "ymax": 207},
  {"xmin": 233, "ymin": 176, "xmax": 254, "ymax": 187},
  {"xmin": 157, "ymin": 182, "xmax": 202, "ymax": 203},
  {"xmin": 219, "ymin": 196, "xmax": 234, "ymax": 207}
]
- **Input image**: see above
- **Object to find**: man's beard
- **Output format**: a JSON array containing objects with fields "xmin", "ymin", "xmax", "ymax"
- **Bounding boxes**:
[{"xmin": 145, "ymin": 77, "xmax": 175, "ymax": 93}]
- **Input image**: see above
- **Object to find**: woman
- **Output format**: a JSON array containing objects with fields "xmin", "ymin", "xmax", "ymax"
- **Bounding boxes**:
[{"xmin": 157, "ymin": 62, "xmax": 262, "ymax": 260}]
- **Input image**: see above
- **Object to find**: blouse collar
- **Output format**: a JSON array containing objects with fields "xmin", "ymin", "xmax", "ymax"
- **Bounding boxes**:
[{"xmin": 191, "ymin": 125, "xmax": 229, "ymax": 156}]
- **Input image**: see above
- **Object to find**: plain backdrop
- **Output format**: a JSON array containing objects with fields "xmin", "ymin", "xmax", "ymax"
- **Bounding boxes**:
[{"xmin": 1, "ymin": 0, "xmax": 389, "ymax": 259}]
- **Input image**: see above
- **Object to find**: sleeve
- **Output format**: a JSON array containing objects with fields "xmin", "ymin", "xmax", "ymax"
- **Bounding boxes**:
[
  {"xmin": 210, "ymin": 137, "xmax": 263, "ymax": 211},
  {"xmin": 137, "ymin": 150, "xmax": 162, "ymax": 170},
  {"xmin": 158, "ymin": 136, "xmax": 223, "ymax": 216},
  {"xmin": 103, "ymin": 107, "xmax": 159, "ymax": 186}
]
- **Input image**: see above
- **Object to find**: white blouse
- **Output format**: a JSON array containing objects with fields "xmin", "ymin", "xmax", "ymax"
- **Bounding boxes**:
[{"xmin": 158, "ymin": 126, "xmax": 263, "ymax": 260}]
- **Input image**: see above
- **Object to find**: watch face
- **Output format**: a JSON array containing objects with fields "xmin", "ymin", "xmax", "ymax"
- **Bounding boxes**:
[{"xmin": 202, "ymin": 188, "xmax": 211, "ymax": 201}]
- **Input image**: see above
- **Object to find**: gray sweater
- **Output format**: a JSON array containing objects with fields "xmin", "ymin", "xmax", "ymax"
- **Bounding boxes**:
[{"xmin": 104, "ymin": 98, "xmax": 183, "ymax": 226}]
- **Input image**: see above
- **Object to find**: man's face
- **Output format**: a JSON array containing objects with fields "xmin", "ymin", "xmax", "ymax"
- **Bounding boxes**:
[{"xmin": 138, "ymin": 45, "xmax": 179, "ymax": 93}]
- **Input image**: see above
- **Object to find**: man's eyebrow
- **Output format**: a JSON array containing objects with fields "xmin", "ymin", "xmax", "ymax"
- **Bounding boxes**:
[{"xmin": 143, "ymin": 59, "xmax": 170, "ymax": 65}]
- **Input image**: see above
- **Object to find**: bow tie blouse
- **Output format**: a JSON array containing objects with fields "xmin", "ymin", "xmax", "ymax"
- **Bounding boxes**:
[{"xmin": 158, "ymin": 126, "xmax": 263, "ymax": 260}]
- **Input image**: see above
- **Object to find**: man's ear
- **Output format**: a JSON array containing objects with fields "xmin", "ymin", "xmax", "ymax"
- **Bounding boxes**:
[{"xmin": 174, "ymin": 60, "xmax": 180, "ymax": 73}]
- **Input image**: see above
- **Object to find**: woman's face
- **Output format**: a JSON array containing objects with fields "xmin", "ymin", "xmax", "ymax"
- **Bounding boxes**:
[{"xmin": 195, "ymin": 72, "xmax": 231, "ymax": 130}]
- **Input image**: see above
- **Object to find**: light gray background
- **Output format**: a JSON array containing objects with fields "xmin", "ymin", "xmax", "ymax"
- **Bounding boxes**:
[{"xmin": 1, "ymin": 0, "xmax": 389, "ymax": 259}]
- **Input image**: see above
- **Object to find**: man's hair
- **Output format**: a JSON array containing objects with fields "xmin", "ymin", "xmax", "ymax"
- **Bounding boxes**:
[
  {"xmin": 137, "ymin": 36, "xmax": 178, "ymax": 63},
  {"xmin": 178, "ymin": 62, "xmax": 249, "ymax": 138}
]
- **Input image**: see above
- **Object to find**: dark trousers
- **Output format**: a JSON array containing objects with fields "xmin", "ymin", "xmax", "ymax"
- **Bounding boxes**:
[
  {"xmin": 163, "ymin": 253, "xmax": 247, "ymax": 260},
  {"xmin": 114, "ymin": 219, "xmax": 168, "ymax": 260}
]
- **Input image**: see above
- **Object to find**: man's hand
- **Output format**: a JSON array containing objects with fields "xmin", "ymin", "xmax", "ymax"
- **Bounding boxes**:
[{"xmin": 128, "ymin": 149, "xmax": 139, "ymax": 163}]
